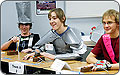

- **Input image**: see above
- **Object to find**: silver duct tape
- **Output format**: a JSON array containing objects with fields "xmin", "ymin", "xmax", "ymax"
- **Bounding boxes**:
[
  {"xmin": 33, "ymin": 28, "xmax": 82, "ymax": 50},
  {"xmin": 55, "ymin": 53, "xmax": 81, "ymax": 60},
  {"xmin": 32, "ymin": 30, "xmax": 59, "ymax": 49},
  {"xmin": 16, "ymin": 2, "xmax": 32, "ymax": 23},
  {"xmin": 62, "ymin": 28, "xmax": 82, "ymax": 45}
]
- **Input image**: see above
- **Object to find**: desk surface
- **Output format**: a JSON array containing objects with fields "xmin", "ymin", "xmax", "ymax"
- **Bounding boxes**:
[
  {"xmin": 1, "ymin": 51, "xmax": 53, "ymax": 69},
  {"xmin": 83, "ymin": 41, "xmax": 96, "ymax": 47},
  {"xmin": 1, "ymin": 51, "xmax": 119, "ymax": 74},
  {"xmin": 82, "ymin": 36, "xmax": 96, "ymax": 47}
]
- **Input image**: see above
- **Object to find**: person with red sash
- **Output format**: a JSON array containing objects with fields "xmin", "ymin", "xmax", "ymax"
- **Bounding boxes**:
[{"xmin": 81, "ymin": 9, "xmax": 119, "ymax": 71}]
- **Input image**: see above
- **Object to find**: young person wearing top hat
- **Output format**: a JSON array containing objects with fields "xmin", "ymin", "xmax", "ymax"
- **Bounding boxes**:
[
  {"xmin": 81, "ymin": 9, "xmax": 119, "ymax": 71},
  {"xmin": 1, "ymin": 2, "xmax": 40, "ymax": 52},
  {"xmin": 23, "ymin": 8, "xmax": 87, "ymax": 60}
]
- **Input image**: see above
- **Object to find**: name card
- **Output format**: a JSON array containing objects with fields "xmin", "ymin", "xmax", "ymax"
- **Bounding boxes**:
[
  {"xmin": 50, "ymin": 59, "xmax": 71, "ymax": 71},
  {"xmin": 9, "ymin": 61, "xmax": 25, "ymax": 74},
  {"xmin": 45, "ymin": 44, "xmax": 53, "ymax": 50}
]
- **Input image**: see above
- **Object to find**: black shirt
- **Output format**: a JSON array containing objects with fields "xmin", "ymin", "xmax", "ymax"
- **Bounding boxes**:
[{"xmin": 7, "ymin": 33, "xmax": 40, "ymax": 52}]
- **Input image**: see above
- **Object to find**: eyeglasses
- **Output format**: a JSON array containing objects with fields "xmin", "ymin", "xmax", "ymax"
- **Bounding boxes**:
[{"xmin": 102, "ymin": 21, "xmax": 116, "ymax": 25}]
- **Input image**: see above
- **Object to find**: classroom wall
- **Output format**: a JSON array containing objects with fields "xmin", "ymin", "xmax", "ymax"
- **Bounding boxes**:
[
  {"xmin": 1, "ymin": 1, "xmax": 19, "ymax": 44},
  {"xmin": 1, "ymin": 1, "xmax": 118, "ymax": 44}
]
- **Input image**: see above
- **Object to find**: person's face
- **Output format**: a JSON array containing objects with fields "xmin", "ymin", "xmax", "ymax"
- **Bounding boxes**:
[
  {"xmin": 49, "ymin": 12, "xmax": 63, "ymax": 30},
  {"xmin": 102, "ymin": 16, "xmax": 119, "ymax": 34},
  {"xmin": 19, "ymin": 24, "xmax": 30, "ymax": 34}
]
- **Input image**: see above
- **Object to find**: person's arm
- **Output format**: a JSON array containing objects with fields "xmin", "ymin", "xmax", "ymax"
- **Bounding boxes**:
[
  {"xmin": 40, "ymin": 52, "xmax": 55, "ymax": 60},
  {"xmin": 86, "ymin": 52, "xmax": 119, "ymax": 71},
  {"xmin": 111, "ymin": 63, "xmax": 119, "ymax": 70},
  {"xmin": 21, "ymin": 48, "xmax": 33, "ymax": 53},
  {"xmin": 23, "ymin": 52, "xmax": 35, "ymax": 60},
  {"xmin": 52, "ymin": 28, "xmax": 87, "ymax": 60},
  {"xmin": 40, "ymin": 41, "xmax": 87, "ymax": 60},
  {"xmin": 54, "ymin": 41, "xmax": 87, "ymax": 60},
  {"xmin": 32, "ymin": 30, "xmax": 59, "ymax": 49},
  {"xmin": 86, "ymin": 52, "xmax": 98, "ymax": 64},
  {"xmin": 1, "ymin": 40, "xmax": 13, "ymax": 50},
  {"xmin": 1, "ymin": 36, "xmax": 19, "ymax": 50}
]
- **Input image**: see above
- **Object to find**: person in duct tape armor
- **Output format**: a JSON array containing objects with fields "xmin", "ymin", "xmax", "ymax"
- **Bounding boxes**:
[
  {"xmin": 1, "ymin": 2, "xmax": 40, "ymax": 52},
  {"xmin": 23, "ymin": 8, "xmax": 87, "ymax": 60}
]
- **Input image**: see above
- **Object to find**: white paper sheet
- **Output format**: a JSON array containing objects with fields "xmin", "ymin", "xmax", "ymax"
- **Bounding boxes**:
[
  {"xmin": 9, "ymin": 61, "xmax": 25, "ymax": 74},
  {"xmin": 50, "ymin": 59, "xmax": 71, "ymax": 71}
]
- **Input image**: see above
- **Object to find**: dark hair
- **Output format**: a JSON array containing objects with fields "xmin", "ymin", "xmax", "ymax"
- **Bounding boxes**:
[
  {"xmin": 18, "ymin": 23, "xmax": 32, "ymax": 29},
  {"xmin": 48, "ymin": 8, "xmax": 66, "ymax": 26}
]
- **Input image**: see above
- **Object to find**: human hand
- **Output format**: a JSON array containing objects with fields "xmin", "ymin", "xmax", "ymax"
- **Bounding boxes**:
[
  {"xmin": 92, "ymin": 60, "xmax": 111, "ymax": 71},
  {"xmin": 80, "ymin": 60, "xmax": 111, "ymax": 72},
  {"xmin": 80, "ymin": 64, "xmax": 94, "ymax": 72},
  {"xmin": 21, "ymin": 48, "xmax": 32, "ymax": 53},
  {"xmin": 40, "ymin": 52, "xmax": 55, "ymax": 60},
  {"xmin": 23, "ymin": 52, "xmax": 35, "ymax": 60},
  {"xmin": 11, "ymin": 36, "xmax": 19, "ymax": 43}
]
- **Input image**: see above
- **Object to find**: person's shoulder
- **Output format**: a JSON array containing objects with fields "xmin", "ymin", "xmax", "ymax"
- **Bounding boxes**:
[
  {"xmin": 30, "ymin": 34, "xmax": 40, "ymax": 41},
  {"xmin": 100, "ymin": 35, "xmax": 103, "ymax": 39},
  {"xmin": 31, "ymin": 33, "xmax": 40, "ymax": 39},
  {"xmin": 31, "ymin": 33, "xmax": 39, "ymax": 36},
  {"xmin": 95, "ymin": 35, "xmax": 103, "ymax": 44},
  {"xmin": 68, "ymin": 27, "xmax": 81, "ymax": 36},
  {"xmin": 69, "ymin": 26, "xmax": 80, "ymax": 32}
]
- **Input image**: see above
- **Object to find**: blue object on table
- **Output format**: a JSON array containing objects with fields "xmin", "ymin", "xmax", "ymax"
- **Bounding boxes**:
[{"xmin": 3, "ymin": 57, "xmax": 12, "ymax": 60}]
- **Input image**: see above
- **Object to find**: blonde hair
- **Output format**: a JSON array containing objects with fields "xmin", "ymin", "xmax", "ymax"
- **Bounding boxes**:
[{"xmin": 102, "ymin": 9, "xmax": 119, "ymax": 24}]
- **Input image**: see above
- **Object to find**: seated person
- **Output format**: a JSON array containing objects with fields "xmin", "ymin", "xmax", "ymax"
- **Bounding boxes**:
[
  {"xmin": 23, "ymin": 8, "xmax": 87, "ymax": 60},
  {"xmin": 1, "ymin": 23, "xmax": 40, "ymax": 52},
  {"xmin": 1, "ymin": 2, "xmax": 40, "ymax": 53},
  {"xmin": 83, "ymin": 9, "xmax": 119, "ymax": 71}
]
